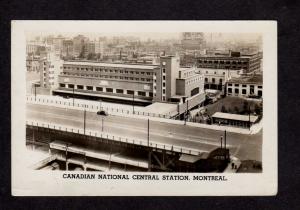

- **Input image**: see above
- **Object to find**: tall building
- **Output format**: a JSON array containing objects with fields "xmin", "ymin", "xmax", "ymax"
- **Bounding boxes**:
[
  {"xmin": 73, "ymin": 35, "xmax": 88, "ymax": 57},
  {"xmin": 197, "ymin": 51, "xmax": 261, "ymax": 73},
  {"xmin": 181, "ymin": 32, "xmax": 205, "ymax": 50},
  {"xmin": 39, "ymin": 53, "xmax": 63, "ymax": 89},
  {"xmin": 52, "ymin": 36, "xmax": 65, "ymax": 56},
  {"xmin": 62, "ymin": 39, "xmax": 74, "ymax": 57}
]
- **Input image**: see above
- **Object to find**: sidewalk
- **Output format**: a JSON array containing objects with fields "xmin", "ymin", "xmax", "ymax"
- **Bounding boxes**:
[
  {"xmin": 223, "ymin": 156, "xmax": 241, "ymax": 173},
  {"xmin": 26, "ymin": 94, "xmax": 262, "ymax": 135}
]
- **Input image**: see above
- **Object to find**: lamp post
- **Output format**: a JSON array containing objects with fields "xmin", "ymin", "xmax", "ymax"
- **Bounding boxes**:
[
  {"xmin": 132, "ymin": 92, "xmax": 135, "ymax": 114},
  {"xmin": 72, "ymin": 85, "xmax": 75, "ymax": 106},
  {"xmin": 34, "ymin": 83, "xmax": 37, "ymax": 101},
  {"xmin": 101, "ymin": 117, "xmax": 104, "ymax": 132},
  {"xmin": 220, "ymin": 135, "xmax": 223, "ymax": 149},
  {"xmin": 83, "ymin": 109, "xmax": 86, "ymax": 135}
]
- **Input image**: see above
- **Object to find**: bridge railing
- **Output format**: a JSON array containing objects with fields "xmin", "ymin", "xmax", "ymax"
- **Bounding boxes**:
[
  {"xmin": 26, "ymin": 120, "xmax": 204, "ymax": 156},
  {"xmin": 26, "ymin": 95, "xmax": 174, "ymax": 119}
]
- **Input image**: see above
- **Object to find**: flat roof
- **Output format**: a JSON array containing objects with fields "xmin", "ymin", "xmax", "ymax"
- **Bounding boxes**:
[
  {"xmin": 142, "ymin": 102, "xmax": 177, "ymax": 115},
  {"xmin": 212, "ymin": 112, "xmax": 258, "ymax": 123},
  {"xmin": 64, "ymin": 61, "xmax": 158, "ymax": 70},
  {"xmin": 228, "ymin": 74, "xmax": 262, "ymax": 85}
]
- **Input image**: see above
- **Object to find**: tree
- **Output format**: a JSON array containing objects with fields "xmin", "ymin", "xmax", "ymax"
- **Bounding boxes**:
[
  {"xmin": 234, "ymin": 106, "xmax": 239, "ymax": 114},
  {"xmin": 221, "ymin": 105, "xmax": 227, "ymax": 113},
  {"xmin": 254, "ymin": 104, "xmax": 262, "ymax": 115},
  {"xmin": 243, "ymin": 101, "xmax": 249, "ymax": 114}
]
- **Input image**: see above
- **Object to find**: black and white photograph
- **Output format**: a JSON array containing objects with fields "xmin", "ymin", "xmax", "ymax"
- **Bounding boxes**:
[{"xmin": 11, "ymin": 21, "xmax": 277, "ymax": 196}]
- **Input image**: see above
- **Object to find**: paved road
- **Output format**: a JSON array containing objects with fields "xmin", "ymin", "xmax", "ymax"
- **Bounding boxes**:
[{"xmin": 26, "ymin": 104, "xmax": 262, "ymax": 161}]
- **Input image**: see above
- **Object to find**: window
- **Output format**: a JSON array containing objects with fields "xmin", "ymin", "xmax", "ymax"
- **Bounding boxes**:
[
  {"xmin": 214, "ymin": 71, "xmax": 216, "ymax": 74},
  {"xmin": 258, "ymin": 86, "xmax": 262, "ymax": 89},
  {"xmin": 258, "ymin": 90, "xmax": 262, "ymax": 96},
  {"xmin": 242, "ymin": 85, "xmax": 247, "ymax": 87},
  {"xmin": 146, "ymin": 72, "xmax": 151, "ymax": 75},
  {"xmin": 219, "ymin": 79, "xmax": 223, "ymax": 84},
  {"xmin": 68, "ymin": 84, "xmax": 74, "ymax": 88},
  {"xmin": 163, "ymin": 89, "xmax": 166, "ymax": 94},
  {"xmin": 138, "ymin": 91, "xmax": 146, "ymax": 96},
  {"xmin": 135, "ymin": 78, "xmax": 139, "ymax": 81},
  {"xmin": 141, "ymin": 72, "xmax": 145, "ymax": 75},
  {"xmin": 130, "ymin": 71, "xmax": 134, "ymax": 74},
  {"xmin": 234, "ymin": 84, "xmax": 239, "ymax": 87},
  {"xmin": 223, "ymin": 72, "xmax": 225, "ymax": 75},
  {"xmin": 162, "ymin": 68, "xmax": 166, "ymax": 73},
  {"xmin": 235, "ymin": 89, "xmax": 239, "ymax": 94},
  {"xmin": 212, "ymin": 78, "xmax": 215, "ymax": 83},
  {"xmin": 205, "ymin": 78, "xmax": 208, "ymax": 82},
  {"xmin": 135, "ymin": 72, "xmax": 139, "ymax": 74},
  {"xmin": 59, "ymin": 83, "xmax": 65, "ymax": 88},
  {"xmin": 77, "ymin": 85, "xmax": 83, "ymax": 89},
  {"xmin": 87, "ymin": 86, "xmax": 93, "ymax": 90},
  {"xmin": 163, "ymin": 82, "xmax": 166, "ymax": 87},
  {"xmin": 163, "ymin": 76, "xmax": 166, "ymax": 80},
  {"xmin": 228, "ymin": 83, "xmax": 232, "ymax": 86},
  {"xmin": 96, "ymin": 87, "xmax": 103, "ymax": 91},
  {"xmin": 141, "ymin": 78, "xmax": 145, "ymax": 81},
  {"xmin": 116, "ymin": 89, "xmax": 123, "ymax": 94},
  {"xmin": 163, "ymin": 96, "xmax": 166, "ymax": 101},
  {"xmin": 106, "ymin": 88, "xmax": 113, "ymax": 93},
  {"xmin": 127, "ymin": 90, "xmax": 134, "ymax": 95},
  {"xmin": 149, "ymin": 92, "xmax": 153, "ymax": 97},
  {"xmin": 228, "ymin": 88, "xmax": 232, "ymax": 93},
  {"xmin": 146, "ymin": 79, "xmax": 151, "ymax": 82},
  {"xmin": 242, "ymin": 89, "xmax": 246, "ymax": 94}
]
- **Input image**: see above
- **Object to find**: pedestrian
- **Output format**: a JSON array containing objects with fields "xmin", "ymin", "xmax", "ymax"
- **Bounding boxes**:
[{"xmin": 231, "ymin": 162, "xmax": 234, "ymax": 169}]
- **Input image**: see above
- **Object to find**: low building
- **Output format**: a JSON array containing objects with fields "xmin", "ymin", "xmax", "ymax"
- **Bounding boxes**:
[
  {"xmin": 197, "ymin": 68, "xmax": 241, "ymax": 91},
  {"xmin": 226, "ymin": 74, "xmax": 262, "ymax": 98},
  {"xmin": 53, "ymin": 56, "xmax": 205, "ymax": 106},
  {"xmin": 196, "ymin": 52, "xmax": 261, "ymax": 73},
  {"xmin": 211, "ymin": 112, "xmax": 258, "ymax": 128}
]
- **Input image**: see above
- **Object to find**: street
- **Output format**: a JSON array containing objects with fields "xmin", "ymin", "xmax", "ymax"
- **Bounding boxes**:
[{"xmin": 26, "ymin": 103, "xmax": 262, "ymax": 161}]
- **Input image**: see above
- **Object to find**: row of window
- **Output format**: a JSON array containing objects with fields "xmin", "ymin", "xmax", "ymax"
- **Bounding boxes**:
[
  {"xmin": 61, "ymin": 72, "xmax": 152, "ymax": 82},
  {"xmin": 228, "ymin": 84, "xmax": 262, "ymax": 88},
  {"xmin": 59, "ymin": 83, "xmax": 153, "ymax": 97},
  {"xmin": 63, "ymin": 66, "xmax": 153, "ymax": 75},
  {"xmin": 228, "ymin": 88, "xmax": 263, "ymax": 95},
  {"xmin": 199, "ymin": 60, "xmax": 248, "ymax": 65},
  {"xmin": 205, "ymin": 78, "xmax": 223, "ymax": 84}
]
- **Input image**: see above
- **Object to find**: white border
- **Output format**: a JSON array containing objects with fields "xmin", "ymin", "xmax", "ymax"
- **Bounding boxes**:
[{"xmin": 11, "ymin": 21, "xmax": 277, "ymax": 196}]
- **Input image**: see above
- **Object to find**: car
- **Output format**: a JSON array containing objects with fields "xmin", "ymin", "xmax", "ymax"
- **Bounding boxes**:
[{"xmin": 97, "ymin": 110, "xmax": 108, "ymax": 116}]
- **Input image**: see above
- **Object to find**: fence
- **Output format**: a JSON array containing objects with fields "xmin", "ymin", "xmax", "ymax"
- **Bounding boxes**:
[
  {"xmin": 27, "ymin": 95, "xmax": 174, "ymax": 119},
  {"xmin": 26, "ymin": 120, "xmax": 204, "ymax": 156}
]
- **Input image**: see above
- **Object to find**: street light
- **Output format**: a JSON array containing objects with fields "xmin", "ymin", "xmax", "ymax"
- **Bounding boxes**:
[
  {"xmin": 220, "ymin": 135, "xmax": 223, "ymax": 149},
  {"xmin": 132, "ymin": 92, "xmax": 135, "ymax": 114}
]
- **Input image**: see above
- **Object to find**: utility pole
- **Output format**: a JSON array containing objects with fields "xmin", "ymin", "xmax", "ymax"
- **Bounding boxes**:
[
  {"xmin": 184, "ymin": 99, "xmax": 189, "ymax": 125},
  {"xmin": 248, "ymin": 104, "xmax": 251, "ymax": 130},
  {"xmin": 224, "ymin": 130, "xmax": 227, "ymax": 150},
  {"xmin": 220, "ymin": 135, "xmax": 223, "ymax": 149},
  {"xmin": 65, "ymin": 143, "xmax": 69, "ymax": 171},
  {"xmin": 72, "ymin": 85, "xmax": 75, "ymax": 106},
  {"xmin": 34, "ymin": 84, "xmax": 37, "ymax": 101},
  {"xmin": 147, "ymin": 118, "xmax": 150, "ymax": 147},
  {"xmin": 132, "ymin": 92, "xmax": 135, "ymax": 114},
  {"xmin": 101, "ymin": 117, "xmax": 104, "ymax": 132},
  {"xmin": 83, "ymin": 109, "xmax": 86, "ymax": 135}
]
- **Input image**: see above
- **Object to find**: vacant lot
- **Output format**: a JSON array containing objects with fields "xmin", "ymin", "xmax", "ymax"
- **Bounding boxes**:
[{"xmin": 205, "ymin": 96, "xmax": 262, "ymax": 116}]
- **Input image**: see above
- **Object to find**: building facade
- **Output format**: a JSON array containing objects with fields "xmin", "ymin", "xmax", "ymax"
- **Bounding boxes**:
[
  {"xmin": 40, "ymin": 53, "xmax": 63, "ymax": 89},
  {"xmin": 196, "ymin": 52, "xmax": 261, "ymax": 73},
  {"xmin": 54, "ymin": 56, "xmax": 205, "ymax": 104},
  {"xmin": 226, "ymin": 74, "xmax": 263, "ymax": 98},
  {"xmin": 197, "ymin": 68, "xmax": 241, "ymax": 90},
  {"xmin": 56, "ymin": 61, "xmax": 157, "ymax": 101}
]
